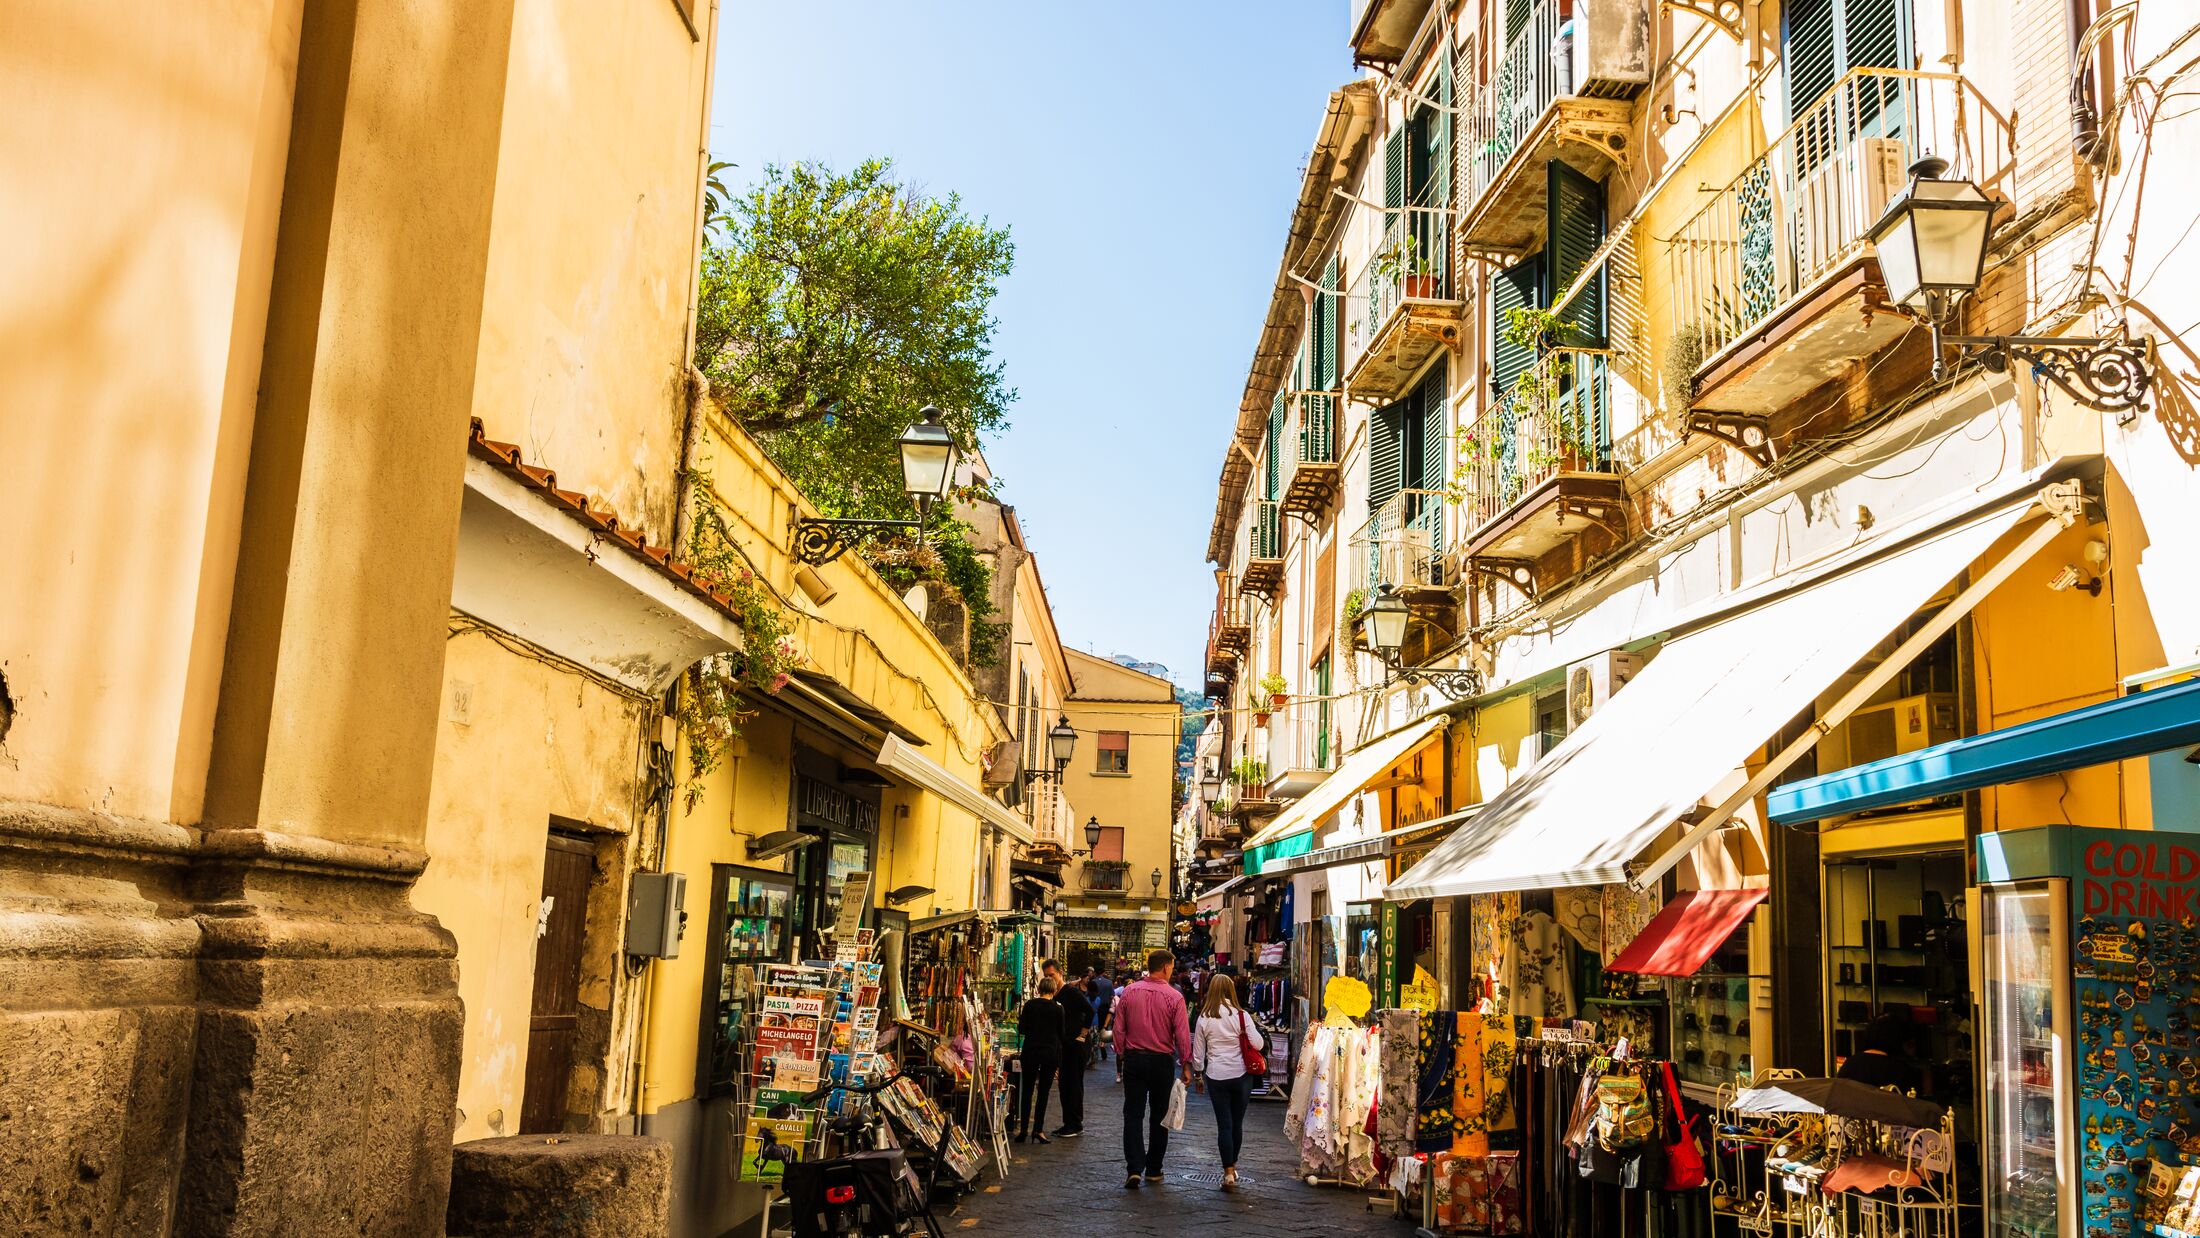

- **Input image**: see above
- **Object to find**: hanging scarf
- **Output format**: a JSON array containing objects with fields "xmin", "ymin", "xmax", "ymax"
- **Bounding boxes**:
[
  {"xmin": 1453, "ymin": 1011, "xmax": 1488, "ymax": 1155},
  {"xmin": 1377, "ymin": 1009, "xmax": 1420, "ymax": 1152},
  {"xmin": 1415, "ymin": 1010, "xmax": 1457, "ymax": 1154},
  {"xmin": 1482, "ymin": 1013, "xmax": 1519, "ymax": 1135}
]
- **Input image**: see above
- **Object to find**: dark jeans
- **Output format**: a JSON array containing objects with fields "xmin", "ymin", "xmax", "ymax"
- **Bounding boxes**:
[
  {"xmin": 1018, "ymin": 1056, "xmax": 1059, "ymax": 1134},
  {"xmin": 1204, "ymin": 1072, "xmax": 1255, "ymax": 1168},
  {"xmin": 1121, "ymin": 1050, "xmax": 1177, "ymax": 1176},
  {"xmin": 1057, "ymin": 1041, "xmax": 1086, "ymax": 1129}
]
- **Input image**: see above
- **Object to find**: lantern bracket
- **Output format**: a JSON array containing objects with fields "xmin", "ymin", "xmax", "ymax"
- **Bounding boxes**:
[
  {"xmin": 1936, "ymin": 331, "xmax": 2154, "ymax": 420},
  {"xmin": 792, "ymin": 516, "xmax": 924, "ymax": 566},
  {"xmin": 1376, "ymin": 650, "xmax": 1483, "ymax": 702}
]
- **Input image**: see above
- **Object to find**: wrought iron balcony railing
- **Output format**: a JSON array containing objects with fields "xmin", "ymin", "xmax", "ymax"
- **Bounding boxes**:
[
  {"xmin": 1667, "ymin": 68, "xmax": 2013, "ymax": 366},
  {"xmin": 1455, "ymin": 348, "xmax": 1615, "ymax": 533},
  {"xmin": 1350, "ymin": 488, "xmax": 1451, "ymax": 595}
]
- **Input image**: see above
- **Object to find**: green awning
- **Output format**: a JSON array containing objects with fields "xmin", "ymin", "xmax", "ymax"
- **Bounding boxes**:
[{"xmin": 1243, "ymin": 829, "xmax": 1314, "ymax": 875}]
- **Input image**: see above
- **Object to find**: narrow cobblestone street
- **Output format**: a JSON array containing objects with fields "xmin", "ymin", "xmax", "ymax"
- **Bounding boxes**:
[{"xmin": 950, "ymin": 1058, "xmax": 1400, "ymax": 1237}]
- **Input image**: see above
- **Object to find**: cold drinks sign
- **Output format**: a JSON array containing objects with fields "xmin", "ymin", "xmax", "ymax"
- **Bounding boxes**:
[{"xmin": 2081, "ymin": 838, "xmax": 2200, "ymax": 918}]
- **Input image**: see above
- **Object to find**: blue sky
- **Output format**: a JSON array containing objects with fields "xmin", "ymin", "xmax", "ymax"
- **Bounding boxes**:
[{"xmin": 711, "ymin": 2, "xmax": 1352, "ymax": 691}]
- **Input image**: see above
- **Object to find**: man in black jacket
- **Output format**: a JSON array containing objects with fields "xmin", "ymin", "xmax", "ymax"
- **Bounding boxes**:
[
  {"xmin": 1015, "ymin": 978, "xmax": 1064, "ymax": 1143},
  {"xmin": 1045, "ymin": 959, "xmax": 1094, "ymax": 1137}
]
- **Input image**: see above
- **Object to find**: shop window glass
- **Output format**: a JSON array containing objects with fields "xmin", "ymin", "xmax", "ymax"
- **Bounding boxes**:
[
  {"xmin": 1669, "ymin": 914, "xmax": 1760, "ymax": 1089},
  {"xmin": 698, "ymin": 865, "xmax": 796, "ymax": 1095},
  {"xmin": 1825, "ymin": 852, "xmax": 1974, "ymax": 1130}
]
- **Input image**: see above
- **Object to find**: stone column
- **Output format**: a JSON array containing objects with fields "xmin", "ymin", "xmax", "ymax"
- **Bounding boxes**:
[
  {"xmin": 183, "ymin": 0, "xmax": 522, "ymax": 1230},
  {"xmin": 0, "ymin": 2, "xmax": 519, "ymax": 1234}
]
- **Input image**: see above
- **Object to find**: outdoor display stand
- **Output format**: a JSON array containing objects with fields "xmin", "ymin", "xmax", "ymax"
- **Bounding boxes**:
[{"xmin": 1711, "ymin": 1072, "xmax": 1960, "ymax": 1238}]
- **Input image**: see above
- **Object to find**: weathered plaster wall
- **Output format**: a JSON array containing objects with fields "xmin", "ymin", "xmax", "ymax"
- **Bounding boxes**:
[
  {"xmin": 417, "ymin": 626, "xmax": 651, "ymax": 1142},
  {"xmin": 469, "ymin": 0, "xmax": 712, "ymax": 536},
  {"xmin": 0, "ymin": 0, "xmax": 301, "ymax": 823}
]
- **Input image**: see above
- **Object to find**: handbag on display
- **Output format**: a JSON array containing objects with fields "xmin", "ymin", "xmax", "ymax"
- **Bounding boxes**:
[
  {"xmin": 1594, "ymin": 1071, "xmax": 1655, "ymax": 1151},
  {"xmin": 1659, "ymin": 1061, "xmax": 1708, "ymax": 1190},
  {"xmin": 1235, "ymin": 1008, "xmax": 1268, "ymax": 1076}
]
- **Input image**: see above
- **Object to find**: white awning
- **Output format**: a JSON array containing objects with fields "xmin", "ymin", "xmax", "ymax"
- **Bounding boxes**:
[
  {"xmin": 877, "ymin": 734, "xmax": 1035, "ymax": 846},
  {"xmin": 1388, "ymin": 500, "xmax": 2052, "ymax": 900},
  {"xmin": 1240, "ymin": 714, "xmax": 1450, "ymax": 857}
]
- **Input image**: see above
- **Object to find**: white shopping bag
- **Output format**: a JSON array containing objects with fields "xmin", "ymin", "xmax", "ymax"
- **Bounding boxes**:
[{"xmin": 1162, "ymin": 1078, "xmax": 1188, "ymax": 1131}]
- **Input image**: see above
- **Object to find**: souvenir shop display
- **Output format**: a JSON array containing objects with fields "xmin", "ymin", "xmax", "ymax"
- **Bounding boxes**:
[
  {"xmin": 1274, "ymin": 992, "xmax": 1722, "ymax": 1238},
  {"xmin": 1709, "ymin": 1069, "xmax": 1958, "ymax": 1238},
  {"xmin": 1977, "ymin": 826, "xmax": 2200, "ymax": 1238}
]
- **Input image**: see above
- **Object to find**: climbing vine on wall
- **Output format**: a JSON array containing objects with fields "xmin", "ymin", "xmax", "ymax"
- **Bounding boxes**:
[{"xmin": 676, "ymin": 471, "xmax": 806, "ymax": 808}]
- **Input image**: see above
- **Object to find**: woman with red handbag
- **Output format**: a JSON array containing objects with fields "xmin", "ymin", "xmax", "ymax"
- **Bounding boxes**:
[{"xmin": 1191, "ymin": 974, "xmax": 1266, "ymax": 1190}]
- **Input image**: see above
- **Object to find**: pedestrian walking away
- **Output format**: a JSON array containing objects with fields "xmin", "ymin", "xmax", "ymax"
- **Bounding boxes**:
[
  {"xmin": 1086, "ymin": 968, "xmax": 1115, "ymax": 1063},
  {"xmin": 1015, "ymin": 977, "xmax": 1065, "ymax": 1143},
  {"xmin": 1110, "ymin": 948, "xmax": 1192, "ymax": 1188},
  {"xmin": 1190, "ymin": 973, "xmax": 1257, "ymax": 1191},
  {"xmin": 1044, "ymin": 959, "xmax": 1094, "ymax": 1136}
]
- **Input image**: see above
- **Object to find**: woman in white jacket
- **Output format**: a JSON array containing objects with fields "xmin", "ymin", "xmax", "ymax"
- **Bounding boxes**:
[{"xmin": 1191, "ymin": 974, "xmax": 1259, "ymax": 1190}]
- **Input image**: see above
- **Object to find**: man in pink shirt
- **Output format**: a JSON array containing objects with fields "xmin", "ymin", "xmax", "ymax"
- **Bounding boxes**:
[{"xmin": 1110, "ymin": 948, "xmax": 1192, "ymax": 1187}]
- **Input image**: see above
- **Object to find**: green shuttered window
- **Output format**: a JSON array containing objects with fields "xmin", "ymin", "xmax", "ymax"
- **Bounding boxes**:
[
  {"xmin": 1491, "ymin": 257, "xmax": 1542, "ymax": 398},
  {"xmin": 1784, "ymin": 0, "xmax": 1911, "ymax": 120},
  {"xmin": 1546, "ymin": 161, "xmax": 1606, "ymax": 347}
]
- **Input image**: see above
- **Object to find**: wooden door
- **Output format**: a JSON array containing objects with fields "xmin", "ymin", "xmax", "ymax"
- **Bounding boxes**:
[{"xmin": 521, "ymin": 832, "xmax": 594, "ymax": 1134}]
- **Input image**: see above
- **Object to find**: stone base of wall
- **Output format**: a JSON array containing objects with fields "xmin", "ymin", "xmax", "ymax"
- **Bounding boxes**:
[{"xmin": 0, "ymin": 802, "xmax": 462, "ymax": 1236}]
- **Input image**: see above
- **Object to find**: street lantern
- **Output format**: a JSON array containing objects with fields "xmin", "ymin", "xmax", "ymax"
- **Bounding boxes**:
[
  {"xmin": 1199, "ymin": 763, "xmax": 1222, "ymax": 803},
  {"xmin": 1363, "ymin": 582, "xmax": 1481, "ymax": 701},
  {"xmin": 1083, "ymin": 816, "xmax": 1103, "ymax": 851},
  {"xmin": 1865, "ymin": 157, "xmax": 1993, "ymax": 315},
  {"xmin": 897, "ymin": 406, "xmax": 958, "ymax": 507},
  {"xmin": 1863, "ymin": 157, "xmax": 2152, "ymax": 415},
  {"xmin": 793, "ymin": 404, "xmax": 963, "ymax": 565},
  {"xmin": 1365, "ymin": 583, "xmax": 1411, "ymax": 654},
  {"xmin": 1151, "ymin": 867, "xmax": 1164, "ymax": 896},
  {"xmin": 1047, "ymin": 716, "xmax": 1078, "ymax": 768}
]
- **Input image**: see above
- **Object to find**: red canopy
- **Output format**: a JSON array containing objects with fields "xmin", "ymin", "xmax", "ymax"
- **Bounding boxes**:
[{"xmin": 1605, "ymin": 888, "xmax": 1769, "ymax": 976}]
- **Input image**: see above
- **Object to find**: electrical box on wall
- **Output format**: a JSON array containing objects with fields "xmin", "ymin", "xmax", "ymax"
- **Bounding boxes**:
[{"xmin": 625, "ymin": 871, "xmax": 687, "ymax": 959}]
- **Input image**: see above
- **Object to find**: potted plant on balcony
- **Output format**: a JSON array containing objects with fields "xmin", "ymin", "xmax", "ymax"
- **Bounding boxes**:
[
  {"xmin": 1373, "ymin": 235, "xmax": 1440, "ymax": 301},
  {"xmin": 1258, "ymin": 672, "xmax": 1289, "ymax": 711},
  {"xmin": 1231, "ymin": 757, "xmax": 1268, "ymax": 790}
]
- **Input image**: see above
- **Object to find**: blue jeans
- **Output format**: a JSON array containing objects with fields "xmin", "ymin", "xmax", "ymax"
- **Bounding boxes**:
[{"xmin": 1204, "ymin": 1072, "xmax": 1255, "ymax": 1169}]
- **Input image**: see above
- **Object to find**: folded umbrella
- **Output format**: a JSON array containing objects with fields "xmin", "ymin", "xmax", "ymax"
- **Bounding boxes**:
[{"xmin": 1731, "ymin": 1077, "xmax": 1946, "ymax": 1128}]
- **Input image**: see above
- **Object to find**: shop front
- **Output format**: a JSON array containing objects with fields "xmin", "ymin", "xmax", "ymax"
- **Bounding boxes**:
[{"xmin": 1767, "ymin": 668, "xmax": 2200, "ymax": 1238}]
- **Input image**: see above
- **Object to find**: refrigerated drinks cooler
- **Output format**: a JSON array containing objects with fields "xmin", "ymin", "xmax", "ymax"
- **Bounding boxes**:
[{"xmin": 1978, "ymin": 826, "xmax": 2200, "ymax": 1238}]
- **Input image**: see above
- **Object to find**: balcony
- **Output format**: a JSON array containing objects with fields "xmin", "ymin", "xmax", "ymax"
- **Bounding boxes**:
[
  {"xmin": 1458, "ymin": 348, "xmax": 1626, "ymax": 571},
  {"xmin": 1457, "ymin": 0, "xmax": 1646, "ymax": 259},
  {"xmin": 1670, "ymin": 69, "xmax": 2012, "ymax": 415},
  {"xmin": 1279, "ymin": 389, "xmax": 1343, "ymax": 523},
  {"xmin": 1079, "ymin": 864, "xmax": 1128, "ymax": 893},
  {"xmin": 1352, "ymin": 489, "xmax": 1451, "ymax": 598},
  {"xmin": 1259, "ymin": 700, "xmax": 1336, "ymax": 800},
  {"xmin": 1238, "ymin": 499, "xmax": 1285, "ymax": 600},
  {"xmin": 1349, "ymin": 488, "xmax": 1458, "ymax": 658},
  {"xmin": 1205, "ymin": 579, "xmax": 1252, "ymax": 679},
  {"xmin": 1343, "ymin": 206, "xmax": 1466, "ymax": 404},
  {"xmin": 1349, "ymin": 0, "xmax": 1435, "ymax": 65}
]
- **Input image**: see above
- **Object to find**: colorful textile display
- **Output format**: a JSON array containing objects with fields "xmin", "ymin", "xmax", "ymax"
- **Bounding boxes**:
[
  {"xmin": 1416, "ymin": 1011, "xmax": 1459, "ymax": 1153},
  {"xmin": 1482, "ymin": 1013, "xmax": 1518, "ymax": 1134},
  {"xmin": 1377, "ymin": 1009, "xmax": 1420, "ymax": 1151},
  {"xmin": 1453, "ymin": 1012, "xmax": 1487, "ymax": 1155}
]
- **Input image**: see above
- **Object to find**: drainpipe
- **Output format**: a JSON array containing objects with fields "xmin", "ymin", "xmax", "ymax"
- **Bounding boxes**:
[{"xmin": 671, "ymin": 0, "xmax": 724, "ymax": 554}]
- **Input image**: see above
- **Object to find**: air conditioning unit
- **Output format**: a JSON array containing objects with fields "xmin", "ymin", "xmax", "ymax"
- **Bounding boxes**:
[
  {"xmin": 1380, "ymin": 527, "xmax": 1434, "ymax": 588},
  {"xmin": 1566, "ymin": 650, "xmax": 1645, "ymax": 729},
  {"xmin": 1843, "ymin": 693, "xmax": 1959, "ymax": 768},
  {"xmin": 1574, "ymin": 0, "xmax": 1653, "ymax": 99}
]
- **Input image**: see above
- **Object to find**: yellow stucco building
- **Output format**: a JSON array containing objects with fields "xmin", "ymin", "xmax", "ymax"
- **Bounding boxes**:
[{"xmin": 1054, "ymin": 650, "xmax": 1183, "ymax": 975}]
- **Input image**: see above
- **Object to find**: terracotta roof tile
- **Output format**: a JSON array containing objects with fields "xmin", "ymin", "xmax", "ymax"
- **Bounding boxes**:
[{"xmin": 465, "ymin": 417, "xmax": 739, "ymax": 627}]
